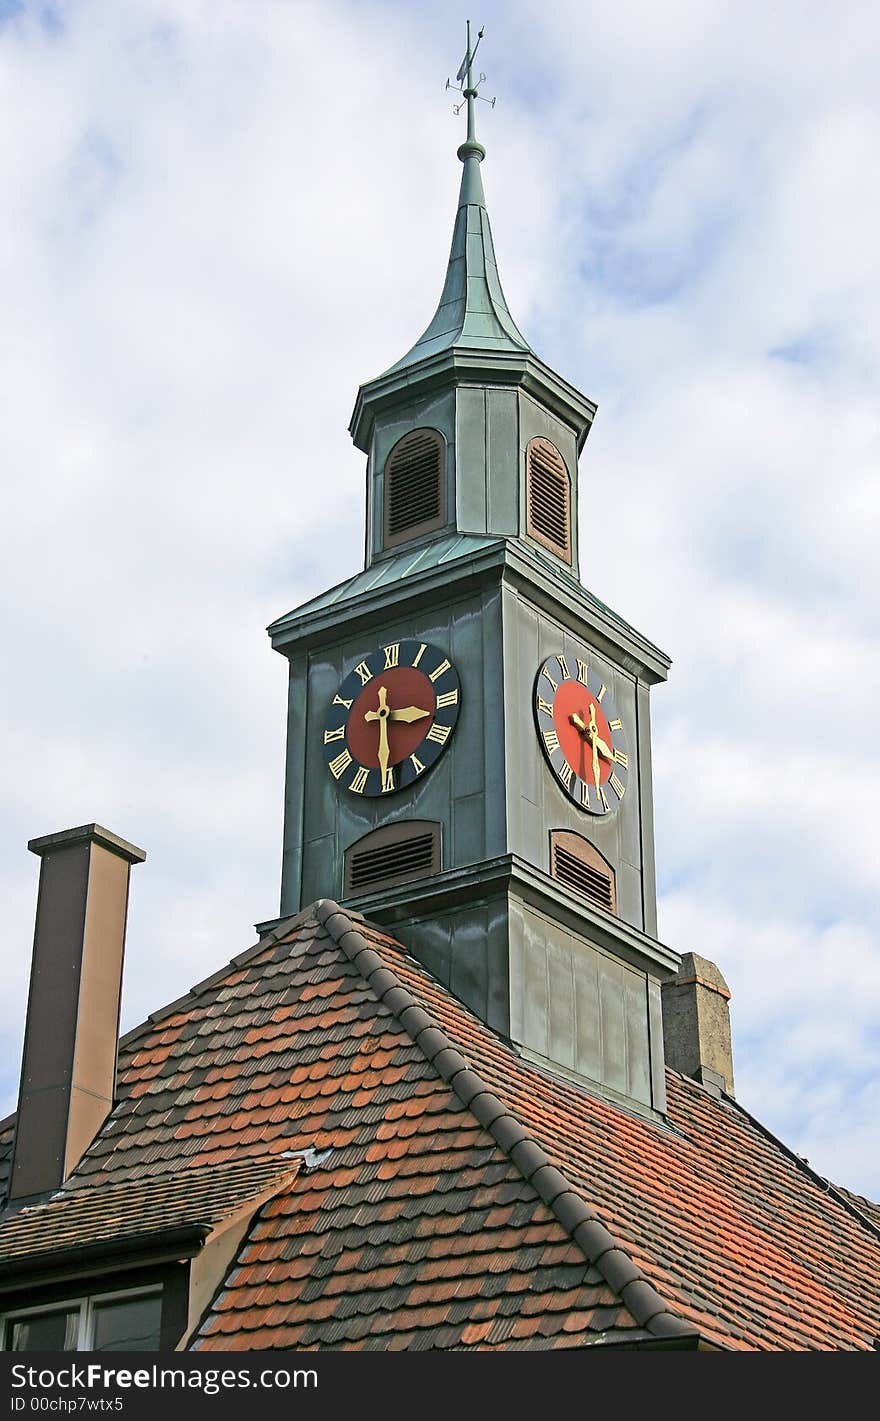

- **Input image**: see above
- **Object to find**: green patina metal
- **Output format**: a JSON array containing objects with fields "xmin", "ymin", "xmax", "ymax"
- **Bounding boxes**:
[
  {"xmin": 383, "ymin": 19, "xmax": 531, "ymax": 375},
  {"xmin": 269, "ymin": 25, "xmax": 677, "ymax": 1115},
  {"xmin": 383, "ymin": 176, "xmax": 531, "ymax": 369},
  {"xmin": 349, "ymin": 28, "xmax": 597, "ymax": 578},
  {"xmin": 268, "ymin": 531, "xmax": 671, "ymax": 684}
]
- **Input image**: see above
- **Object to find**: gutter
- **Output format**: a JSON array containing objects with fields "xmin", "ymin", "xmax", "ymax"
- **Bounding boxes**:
[{"xmin": 0, "ymin": 1224, "xmax": 210, "ymax": 1295}]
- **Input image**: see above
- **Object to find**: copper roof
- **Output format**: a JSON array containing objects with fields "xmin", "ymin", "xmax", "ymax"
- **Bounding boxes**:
[{"xmin": 2, "ymin": 902, "xmax": 878, "ymax": 1351}]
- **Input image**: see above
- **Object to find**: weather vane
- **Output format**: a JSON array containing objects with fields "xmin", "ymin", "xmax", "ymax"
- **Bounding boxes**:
[{"xmin": 446, "ymin": 21, "xmax": 495, "ymax": 158}]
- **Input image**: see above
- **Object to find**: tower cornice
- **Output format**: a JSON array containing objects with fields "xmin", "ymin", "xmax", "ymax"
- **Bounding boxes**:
[
  {"xmin": 350, "ymin": 347, "xmax": 597, "ymax": 456},
  {"xmin": 267, "ymin": 532, "xmax": 669, "ymax": 684},
  {"xmin": 341, "ymin": 852, "xmax": 682, "ymax": 983}
]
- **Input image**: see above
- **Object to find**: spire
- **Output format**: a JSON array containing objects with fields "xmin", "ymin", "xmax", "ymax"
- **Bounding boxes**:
[{"xmin": 385, "ymin": 23, "xmax": 533, "ymax": 375}]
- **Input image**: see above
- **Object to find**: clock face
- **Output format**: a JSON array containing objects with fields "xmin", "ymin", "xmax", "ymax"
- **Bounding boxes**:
[
  {"xmin": 533, "ymin": 652, "xmax": 629, "ymax": 815},
  {"xmin": 323, "ymin": 640, "xmax": 461, "ymax": 797}
]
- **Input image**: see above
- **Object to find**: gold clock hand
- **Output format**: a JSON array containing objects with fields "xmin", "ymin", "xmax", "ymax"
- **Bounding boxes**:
[
  {"xmin": 576, "ymin": 700, "xmax": 613, "ymax": 761},
  {"xmin": 363, "ymin": 685, "xmax": 389, "ymax": 725},
  {"xmin": 389, "ymin": 706, "xmax": 430, "ymax": 723},
  {"xmin": 591, "ymin": 738, "xmax": 601, "ymax": 794},
  {"xmin": 364, "ymin": 685, "xmax": 391, "ymax": 775},
  {"xmin": 377, "ymin": 715, "xmax": 390, "ymax": 775}
]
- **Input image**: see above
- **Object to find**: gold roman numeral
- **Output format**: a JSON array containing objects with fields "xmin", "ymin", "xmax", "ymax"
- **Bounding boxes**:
[
  {"xmin": 328, "ymin": 749, "xmax": 353, "ymax": 780},
  {"xmin": 410, "ymin": 754, "xmax": 426, "ymax": 775},
  {"xmin": 536, "ymin": 695, "xmax": 553, "ymax": 716},
  {"xmin": 323, "ymin": 726, "xmax": 346, "ymax": 743},
  {"xmin": 427, "ymin": 722, "xmax": 450, "ymax": 745},
  {"xmin": 610, "ymin": 772, "xmax": 626, "ymax": 800},
  {"xmin": 556, "ymin": 654, "xmax": 570, "ymax": 681},
  {"xmin": 543, "ymin": 729, "xmax": 560, "ymax": 754},
  {"xmin": 382, "ymin": 767, "xmax": 395, "ymax": 793},
  {"xmin": 428, "ymin": 658, "xmax": 451, "ymax": 683},
  {"xmin": 597, "ymin": 684, "xmax": 607, "ymax": 702},
  {"xmin": 609, "ymin": 718, "xmax": 622, "ymax": 731},
  {"xmin": 354, "ymin": 660, "xmax": 372, "ymax": 686},
  {"xmin": 383, "ymin": 643, "xmax": 400, "ymax": 669},
  {"xmin": 599, "ymin": 786, "xmax": 610, "ymax": 812},
  {"xmin": 436, "ymin": 689, "xmax": 459, "ymax": 708},
  {"xmin": 542, "ymin": 666, "xmax": 558, "ymax": 693},
  {"xmin": 333, "ymin": 694, "xmax": 353, "ymax": 709},
  {"xmin": 576, "ymin": 658, "xmax": 589, "ymax": 685},
  {"xmin": 349, "ymin": 766, "xmax": 369, "ymax": 794},
  {"xmin": 558, "ymin": 761, "xmax": 573, "ymax": 790},
  {"xmin": 412, "ymin": 643, "xmax": 427, "ymax": 667},
  {"xmin": 613, "ymin": 749, "xmax": 628, "ymax": 768}
]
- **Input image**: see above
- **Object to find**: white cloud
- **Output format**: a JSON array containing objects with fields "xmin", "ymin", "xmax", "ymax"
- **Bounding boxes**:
[{"xmin": 1, "ymin": 1, "xmax": 878, "ymax": 1203}]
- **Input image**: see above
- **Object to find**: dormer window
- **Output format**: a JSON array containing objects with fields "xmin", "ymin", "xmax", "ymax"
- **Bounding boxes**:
[
  {"xmin": 0, "ymin": 1155, "xmax": 300, "ymax": 1355},
  {"xmin": 3, "ymin": 1286, "xmax": 162, "ymax": 1352},
  {"xmin": 526, "ymin": 437, "xmax": 572, "ymax": 563},
  {"xmin": 383, "ymin": 428, "xmax": 446, "ymax": 549}
]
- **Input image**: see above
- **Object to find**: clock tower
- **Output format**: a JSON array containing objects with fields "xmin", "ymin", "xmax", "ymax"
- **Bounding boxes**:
[{"xmin": 269, "ymin": 28, "xmax": 678, "ymax": 1115}]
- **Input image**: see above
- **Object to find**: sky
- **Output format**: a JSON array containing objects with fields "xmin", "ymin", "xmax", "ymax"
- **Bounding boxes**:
[{"xmin": 1, "ymin": 0, "xmax": 878, "ymax": 1200}]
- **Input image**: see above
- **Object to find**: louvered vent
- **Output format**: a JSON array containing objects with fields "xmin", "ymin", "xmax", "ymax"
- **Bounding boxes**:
[
  {"xmin": 550, "ymin": 831, "xmax": 615, "ymax": 913},
  {"xmin": 526, "ymin": 437, "xmax": 571, "ymax": 563},
  {"xmin": 383, "ymin": 428, "xmax": 445, "ymax": 549},
  {"xmin": 344, "ymin": 821, "xmax": 441, "ymax": 897}
]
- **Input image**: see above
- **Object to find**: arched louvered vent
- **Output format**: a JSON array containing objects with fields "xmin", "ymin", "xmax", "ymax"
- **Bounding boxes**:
[
  {"xmin": 344, "ymin": 821, "xmax": 441, "ymax": 898},
  {"xmin": 550, "ymin": 831, "xmax": 615, "ymax": 913},
  {"xmin": 526, "ymin": 437, "xmax": 571, "ymax": 563},
  {"xmin": 383, "ymin": 429, "xmax": 446, "ymax": 549}
]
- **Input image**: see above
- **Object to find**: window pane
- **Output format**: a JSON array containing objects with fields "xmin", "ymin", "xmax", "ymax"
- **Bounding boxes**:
[
  {"xmin": 92, "ymin": 1295, "xmax": 161, "ymax": 1352},
  {"xmin": 8, "ymin": 1309, "xmax": 79, "ymax": 1351}
]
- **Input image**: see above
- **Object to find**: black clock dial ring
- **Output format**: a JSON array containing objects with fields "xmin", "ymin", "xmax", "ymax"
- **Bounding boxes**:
[
  {"xmin": 323, "ymin": 639, "xmax": 461, "ymax": 797},
  {"xmin": 534, "ymin": 652, "xmax": 628, "ymax": 815}
]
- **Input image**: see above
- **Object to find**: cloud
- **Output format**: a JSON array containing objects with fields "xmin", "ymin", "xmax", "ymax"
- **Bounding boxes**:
[{"xmin": 659, "ymin": 886, "xmax": 880, "ymax": 1186}]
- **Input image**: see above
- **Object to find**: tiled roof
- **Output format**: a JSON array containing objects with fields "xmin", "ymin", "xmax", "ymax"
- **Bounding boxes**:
[
  {"xmin": 839, "ymin": 1188, "xmax": 880, "ymax": 1233},
  {"xmin": 0, "ymin": 1155, "xmax": 300, "ymax": 1262},
  {"xmin": 1, "ymin": 902, "xmax": 878, "ymax": 1351}
]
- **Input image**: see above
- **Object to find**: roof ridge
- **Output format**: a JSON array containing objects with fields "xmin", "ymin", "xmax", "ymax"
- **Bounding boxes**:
[
  {"xmin": 314, "ymin": 898, "xmax": 699, "ymax": 1346},
  {"xmin": 725, "ymin": 1092, "xmax": 880, "ymax": 1247}
]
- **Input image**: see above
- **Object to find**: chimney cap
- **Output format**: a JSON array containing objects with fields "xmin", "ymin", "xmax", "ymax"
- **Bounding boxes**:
[
  {"xmin": 673, "ymin": 952, "xmax": 731, "ymax": 1000},
  {"xmin": 27, "ymin": 823, "xmax": 146, "ymax": 865}
]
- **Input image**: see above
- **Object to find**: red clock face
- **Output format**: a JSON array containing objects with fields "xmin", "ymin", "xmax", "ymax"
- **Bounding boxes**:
[
  {"xmin": 323, "ymin": 640, "xmax": 461, "ymax": 797},
  {"xmin": 534, "ymin": 652, "xmax": 629, "ymax": 815},
  {"xmin": 346, "ymin": 667, "xmax": 435, "ymax": 768}
]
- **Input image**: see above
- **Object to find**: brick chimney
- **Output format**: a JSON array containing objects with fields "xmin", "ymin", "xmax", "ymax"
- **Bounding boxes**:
[
  {"xmin": 9, "ymin": 824, "xmax": 146, "ymax": 1202},
  {"xmin": 661, "ymin": 952, "xmax": 735, "ymax": 1097}
]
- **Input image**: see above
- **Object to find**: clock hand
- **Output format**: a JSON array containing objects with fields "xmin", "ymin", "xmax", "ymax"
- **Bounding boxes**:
[
  {"xmin": 363, "ymin": 685, "xmax": 389, "ymax": 726},
  {"xmin": 377, "ymin": 714, "xmax": 390, "ymax": 776},
  {"xmin": 389, "ymin": 706, "xmax": 430, "ymax": 723},
  {"xmin": 575, "ymin": 703, "xmax": 614, "ymax": 761},
  {"xmin": 364, "ymin": 685, "xmax": 391, "ymax": 776},
  {"xmin": 584, "ymin": 701, "xmax": 605, "ymax": 790}
]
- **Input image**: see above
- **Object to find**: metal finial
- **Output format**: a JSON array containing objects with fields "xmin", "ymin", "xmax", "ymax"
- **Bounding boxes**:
[{"xmin": 445, "ymin": 20, "xmax": 495, "ymax": 163}]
